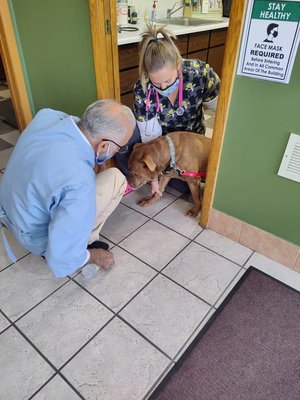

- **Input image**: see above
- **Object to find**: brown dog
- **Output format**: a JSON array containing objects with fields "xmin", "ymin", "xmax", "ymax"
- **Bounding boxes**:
[{"xmin": 128, "ymin": 132, "xmax": 211, "ymax": 217}]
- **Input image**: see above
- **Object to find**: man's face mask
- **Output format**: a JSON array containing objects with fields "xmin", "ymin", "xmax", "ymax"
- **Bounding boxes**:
[
  {"xmin": 96, "ymin": 143, "xmax": 110, "ymax": 165},
  {"xmin": 152, "ymin": 78, "xmax": 179, "ymax": 97},
  {"xmin": 272, "ymin": 29, "xmax": 278, "ymax": 38}
]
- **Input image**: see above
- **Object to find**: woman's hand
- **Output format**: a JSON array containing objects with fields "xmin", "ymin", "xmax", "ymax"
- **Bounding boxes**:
[{"xmin": 151, "ymin": 180, "xmax": 163, "ymax": 197}]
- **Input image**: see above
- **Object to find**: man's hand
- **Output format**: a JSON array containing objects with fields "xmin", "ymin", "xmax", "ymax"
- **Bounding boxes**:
[{"xmin": 88, "ymin": 248, "xmax": 115, "ymax": 270}]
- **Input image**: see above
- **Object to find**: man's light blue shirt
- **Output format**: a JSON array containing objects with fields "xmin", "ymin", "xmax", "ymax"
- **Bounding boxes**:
[{"xmin": 0, "ymin": 108, "xmax": 96, "ymax": 277}]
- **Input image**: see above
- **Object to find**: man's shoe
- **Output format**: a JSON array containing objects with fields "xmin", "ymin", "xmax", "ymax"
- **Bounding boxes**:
[{"xmin": 87, "ymin": 241, "xmax": 109, "ymax": 251}]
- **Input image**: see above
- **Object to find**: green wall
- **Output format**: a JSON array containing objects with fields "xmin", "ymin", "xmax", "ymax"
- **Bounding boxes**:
[
  {"xmin": 10, "ymin": 0, "xmax": 97, "ymax": 116},
  {"xmin": 213, "ymin": 49, "xmax": 300, "ymax": 246}
]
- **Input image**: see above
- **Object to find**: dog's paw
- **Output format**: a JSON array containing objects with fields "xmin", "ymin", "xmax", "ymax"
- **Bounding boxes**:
[
  {"xmin": 138, "ymin": 193, "xmax": 160, "ymax": 208},
  {"xmin": 185, "ymin": 207, "xmax": 200, "ymax": 218},
  {"xmin": 138, "ymin": 198, "xmax": 157, "ymax": 207}
]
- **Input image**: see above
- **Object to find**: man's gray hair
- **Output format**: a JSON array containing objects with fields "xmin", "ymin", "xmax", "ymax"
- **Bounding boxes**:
[{"xmin": 79, "ymin": 99, "xmax": 135, "ymax": 141}]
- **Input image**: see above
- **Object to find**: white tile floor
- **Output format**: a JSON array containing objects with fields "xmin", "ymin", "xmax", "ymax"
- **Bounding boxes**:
[{"xmin": 1, "ymin": 120, "xmax": 300, "ymax": 400}]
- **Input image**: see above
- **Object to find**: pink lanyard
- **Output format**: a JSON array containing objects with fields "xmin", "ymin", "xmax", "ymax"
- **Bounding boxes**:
[
  {"xmin": 146, "ymin": 86, "xmax": 160, "ymax": 113},
  {"xmin": 178, "ymin": 76, "xmax": 183, "ymax": 106},
  {"xmin": 145, "ymin": 77, "xmax": 183, "ymax": 114}
]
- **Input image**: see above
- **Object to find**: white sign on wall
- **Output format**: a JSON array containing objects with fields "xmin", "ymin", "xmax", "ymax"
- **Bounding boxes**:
[{"xmin": 237, "ymin": 0, "xmax": 300, "ymax": 84}]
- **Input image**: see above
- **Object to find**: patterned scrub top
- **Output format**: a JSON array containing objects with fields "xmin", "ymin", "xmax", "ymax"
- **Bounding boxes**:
[{"xmin": 133, "ymin": 59, "xmax": 220, "ymax": 135}]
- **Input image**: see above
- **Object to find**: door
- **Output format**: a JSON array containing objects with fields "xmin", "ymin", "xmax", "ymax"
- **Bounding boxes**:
[
  {"xmin": 0, "ymin": 0, "xmax": 119, "ymax": 131},
  {"xmin": 89, "ymin": 0, "xmax": 120, "ymax": 100},
  {"xmin": 0, "ymin": 0, "xmax": 32, "ymax": 130}
]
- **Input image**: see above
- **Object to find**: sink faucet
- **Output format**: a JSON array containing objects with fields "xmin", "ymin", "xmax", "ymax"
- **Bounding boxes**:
[{"xmin": 167, "ymin": 2, "xmax": 185, "ymax": 18}]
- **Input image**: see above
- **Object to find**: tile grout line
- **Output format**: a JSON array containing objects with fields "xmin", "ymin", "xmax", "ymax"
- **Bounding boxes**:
[
  {"xmin": 71, "ymin": 270, "xmax": 215, "ymax": 367},
  {"xmin": 27, "ymin": 372, "xmax": 86, "ymax": 400},
  {"xmin": 56, "ymin": 315, "xmax": 116, "ymax": 371},
  {"xmin": 190, "ymin": 238, "xmax": 253, "ymax": 269},
  {"xmin": 0, "ymin": 251, "xmax": 30, "ymax": 273},
  {"xmin": 6, "ymin": 277, "xmax": 72, "ymax": 326},
  {"xmin": 71, "ymin": 274, "xmax": 174, "ymax": 360},
  {"xmin": 102, "ymin": 202, "xmax": 253, "ymax": 271},
  {"xmin": 121, "ymin": 190, "xmax": 179, "ymax": 220},
  {"xmin": 5, "ymin": 322, "xmax": 87, "ymax": 400},
  {"xmin": 0, "ymin": 210, "xmax": 256, "ymax": 346},
  {"xmin": 117, "ymin": 314, "xmax": 173, "ymax": 361}
]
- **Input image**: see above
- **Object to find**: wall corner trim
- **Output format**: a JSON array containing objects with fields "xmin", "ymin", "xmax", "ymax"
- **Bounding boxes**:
[{"xmin": 208, "ymin": 208, "xmax": 300, "ymax": 271}]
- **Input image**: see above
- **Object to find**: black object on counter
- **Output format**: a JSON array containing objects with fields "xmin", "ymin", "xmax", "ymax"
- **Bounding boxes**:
[
  {"xmin": 130, "ymin": 9, "xmax": 138, "ymax": 24},
  {"xmin": 222, "ymin": 0, "xmax": 232, "ymax": 17}
]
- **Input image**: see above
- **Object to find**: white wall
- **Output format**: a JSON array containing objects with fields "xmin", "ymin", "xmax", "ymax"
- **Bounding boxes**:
[{"xmin": 128, "ymin": 0, "xmax": 185, "ymax": 22}]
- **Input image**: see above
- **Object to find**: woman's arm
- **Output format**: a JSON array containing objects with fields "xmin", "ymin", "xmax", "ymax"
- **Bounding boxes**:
[
  {"xmin": 136, "ymin": 118, "xmax": 162, "ymax": 142},
  {"xmin": 133, "ymin": 80, "xmax": 162, "ymax": 142}
]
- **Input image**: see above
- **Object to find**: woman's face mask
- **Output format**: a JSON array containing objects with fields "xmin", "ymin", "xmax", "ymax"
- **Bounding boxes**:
[
  {"xmin": 96, "ymin": 143, "xmax": 111, "ymax": 165},
  {"xmin": 152, "ymin": 78, "xmax": 179, "ymax": 97}
]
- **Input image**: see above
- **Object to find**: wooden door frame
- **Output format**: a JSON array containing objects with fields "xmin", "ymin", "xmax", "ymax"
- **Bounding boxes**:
[
  {"xmin": 88, "ymin": 0, "xmax": 120, "ymax": 99},
  {"xmin": 0, "ymin": 0, "xmax": 32, "ymax": 130},
  {"xmin": 200, "ymin": 0, "xmax": 247, "ymax": 226}
]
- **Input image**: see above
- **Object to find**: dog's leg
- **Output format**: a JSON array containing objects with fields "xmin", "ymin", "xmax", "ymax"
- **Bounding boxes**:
[
  {"xmin": 138, "ymin": 175, "xmax": 172, "ymax": 207},
  {"xmin": 158, "ymin": 175, "xmax": 172, "ymax": 193},
  {"xmin": 186, "ymin": 179, "xmax": 202, "ymax": 218},
  {"xmin": 138, "ymin": 192, "xmax": 160, "ymax": 207}
]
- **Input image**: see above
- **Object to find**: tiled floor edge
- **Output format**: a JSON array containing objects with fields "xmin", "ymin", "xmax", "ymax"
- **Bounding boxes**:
[{"xmin": 208, "ymin": 209, "xmax": 300, "ymax": 271}]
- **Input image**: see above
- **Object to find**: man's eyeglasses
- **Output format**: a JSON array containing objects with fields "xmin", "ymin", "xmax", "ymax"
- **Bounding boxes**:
[{"xmin": 103, "ymin": 138, "xmax": 129, "ymax": 154}]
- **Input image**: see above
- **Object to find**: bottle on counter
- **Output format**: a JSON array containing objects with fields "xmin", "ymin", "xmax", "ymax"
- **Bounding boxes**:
[
  {"xmin": 130, "ymin": 6, "xmax": 138, "ymax": 24},
  {"xmin": 128, "ymin": 5, "xmax": 132, "ymax": 23},
  {"xmin": 151, "ymin": 0, "xmax": 157, "ymax": 23}
]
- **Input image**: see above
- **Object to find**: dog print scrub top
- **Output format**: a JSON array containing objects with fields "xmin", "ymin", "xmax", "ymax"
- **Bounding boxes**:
[{"xmin": 133, "ymin": 59, "xmax": 220, "ymax": 135}]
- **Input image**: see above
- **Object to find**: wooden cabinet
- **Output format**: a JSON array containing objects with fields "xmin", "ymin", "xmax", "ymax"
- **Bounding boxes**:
[
  {"xmin": 187, "ymin": 28, "xmax": 227, "ymax": 78},
  {"xmin": 118, "ymin": 27, "xmax": 227, "ymax": 108},
  {"xmin": 118, "ymin": 43, "xmax": 140, "ymax": 70},
  {"xmin": 175, "ymin": 35, "xmax": 188, "ymax": 57},
  {"xmin": 207, "ymin": 45, "xmax": 225, "ymax": 78},
  {"xmin": 188, "ymin": 31, "xmax": 210, "ymax": 53},
  {"xmin": 209, "ymin": 28, "xmax": 227, "ymax": 47},
  {"xmin": 118, "ymin": 44, "xmax": 139, "ymax": 108},
  {"xmin": 119, "ymin": 67, "xmax": 139, "ymax": 94},
  {"xmin": 207, "ymin": 28, "xmax": 227, "ymax": 77}
]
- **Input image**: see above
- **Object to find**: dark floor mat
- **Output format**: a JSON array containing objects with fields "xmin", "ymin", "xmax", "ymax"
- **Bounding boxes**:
[{"xmin": 149, "ymin": 267, "xmax": 300, "ymax": 400}]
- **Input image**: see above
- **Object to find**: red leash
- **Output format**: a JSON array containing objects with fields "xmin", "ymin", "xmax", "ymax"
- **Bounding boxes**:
[{"xmin": 181, "ymin": 171, "xmax": 206, "ymax": 177}]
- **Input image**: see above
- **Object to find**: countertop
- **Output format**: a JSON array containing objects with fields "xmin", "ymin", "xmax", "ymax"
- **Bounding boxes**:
[{"xmin": 118, "ymin": 18, "xmax": 229, "ymax": 46}]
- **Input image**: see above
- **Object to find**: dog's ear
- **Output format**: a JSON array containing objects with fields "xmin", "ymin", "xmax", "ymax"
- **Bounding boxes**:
[
  {"xmin": 133, "ymin": 142, "xmax": 143, "ymax": 150},
  {"xmin": 142, "ymin": 154, "xmax": 157, "ymax": 171}
]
